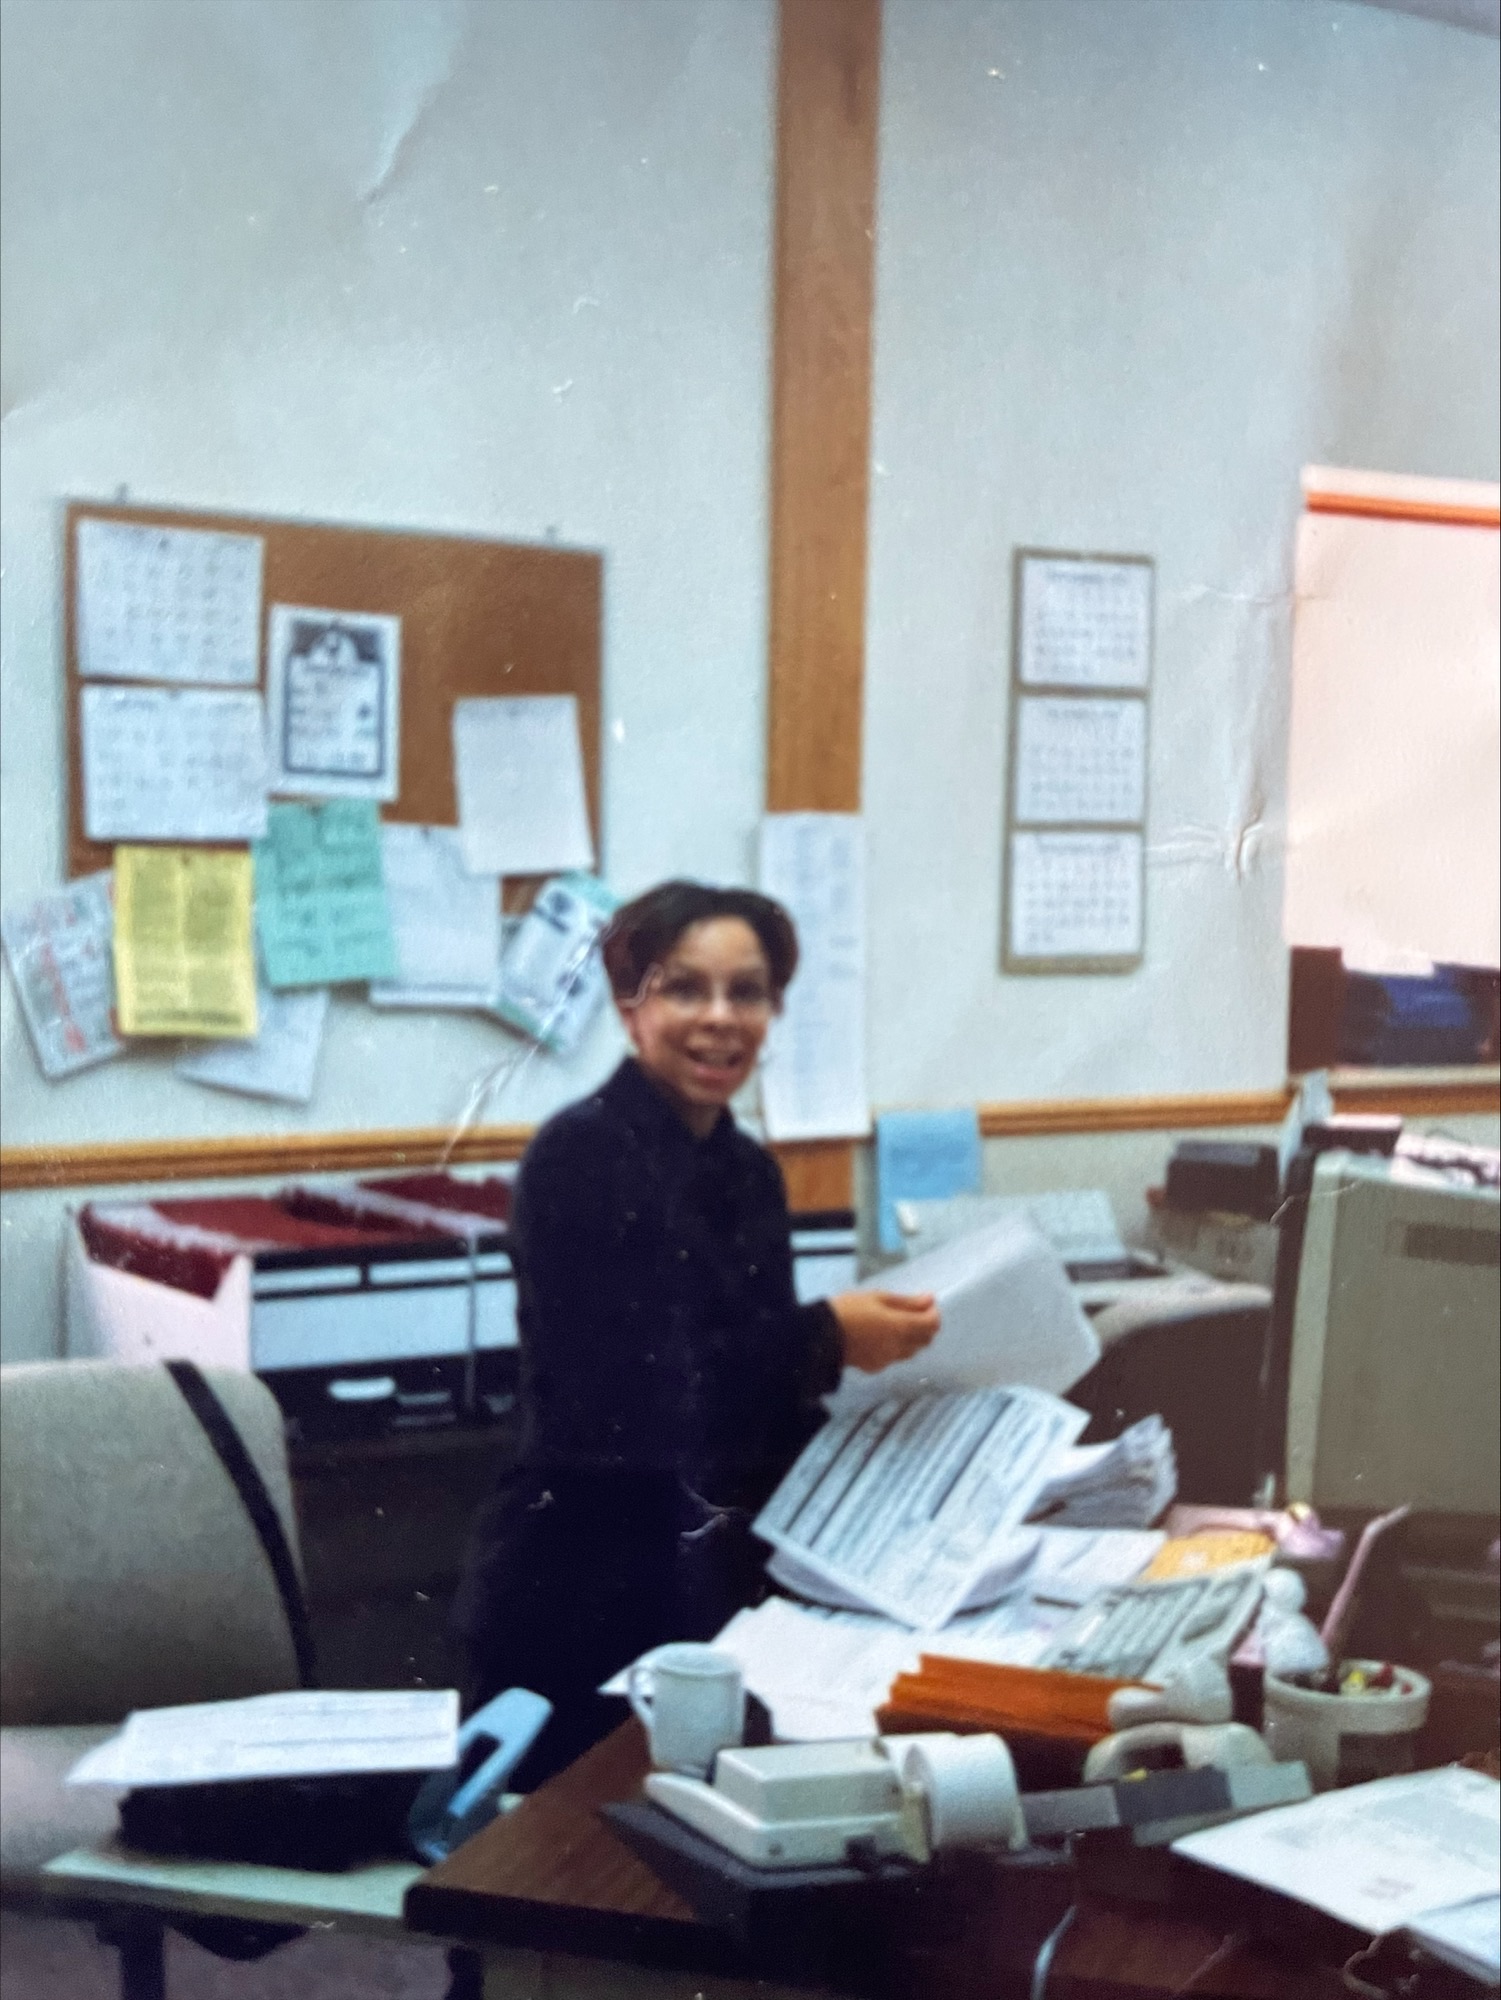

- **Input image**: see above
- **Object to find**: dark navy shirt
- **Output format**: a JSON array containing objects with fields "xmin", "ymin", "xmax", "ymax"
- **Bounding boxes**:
[{"xmin": 510, "ymin": 1057, "xmax": 843, "ymax": 1506}]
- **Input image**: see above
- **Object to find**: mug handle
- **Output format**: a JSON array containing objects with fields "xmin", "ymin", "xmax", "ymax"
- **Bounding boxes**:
[{"xmin": 626, "ymin": 1660, "xmax": 654, "ymax": 1731}]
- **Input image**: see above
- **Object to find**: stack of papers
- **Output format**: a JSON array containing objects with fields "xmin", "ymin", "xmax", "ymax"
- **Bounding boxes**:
[
  {"xmin": 1028, "ymin": 1414, "xmax": 1177, "ymax": 1529},
  {"xmin": 754, "ymin": 1385, "xmax": 1086, "ymax": 1629},
  {"xmin": 68, "ymin": 1690, "xmax": 459, "ymax": 1789}
]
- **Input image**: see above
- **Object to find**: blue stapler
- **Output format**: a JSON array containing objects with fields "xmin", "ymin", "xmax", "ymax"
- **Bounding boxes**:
[{"xmin": 406, "ymin": 1687, "xmax": 553, "ymax": 1863}]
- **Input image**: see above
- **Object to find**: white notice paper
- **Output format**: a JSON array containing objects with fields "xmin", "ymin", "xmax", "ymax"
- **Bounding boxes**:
[
  {"xmin": 1, "ymin": 873, "xmax": 124, "ymax": 1078},
  {"xmin": 1014, "ymin": 696, "xmax": 1148, "ymax": 825},
  {"xmin": 757, "ymin": 813, "xmax": 869, "ymax": 1141},
  {"xmin": 1173, "ymin": 1767, "xmax": 1501, "ymax": 1939},
  {"xmin": 67, "ymin": 1689, "xmax": 460, "ymax": 1788},
  {"xmin": 1008, "ymin": 830, "xmax": 1143, "ymax": 961},
  {"xmin": 375, "ymin": 824, "xmax": 501, "ymax": 995},
  {"xmin": 175, "ymin": 983, "xmax": 329, "ymax": 1104},
  {"xmin": 826, "ymin": 1212, "xmax": 1099, "ymax": 1417},
  {"xmin": 452, "ymin": 697, "xmax": 595, "ymax": 878},
  {"xmin": 1018, "ymin": 554, "xmax": 1153, "ymax": 690},
  {"xmin": 266, "ymin": 605, "xmax": 401, "ymax": 802},
  {"xmin": 80, "ymin": 685, "xmax": 269, "ymax": 843},
  {"xmin": 76, "ymin": 517, "xmax": 264, "ymax": 687},
  {"xmin": 755, "ymin": 1385, "xmax": 1086, "ymax": 1630}
]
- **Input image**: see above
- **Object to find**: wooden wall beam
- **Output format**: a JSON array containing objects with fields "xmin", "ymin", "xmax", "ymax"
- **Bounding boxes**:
[
  {"xmin": 8, "ymin": 1076, "xmax": 1493, "ymax": 1195},
  {"xmin": 766, "ymin": 0, "xmax": 880, "ymax": 817},
  {"xmin": 764, "ymin": 0, "xmax": 883, "ymax": 1210}
]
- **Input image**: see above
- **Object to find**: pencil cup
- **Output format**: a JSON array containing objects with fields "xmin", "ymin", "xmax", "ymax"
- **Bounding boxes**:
[
  {"xmin": 627, "ymin": 1644, "xmax": 746, "ymax": 1777},
  {"xmin": 1262, "ymin": 1660, "xmax": 1429, "ymax": 1790}
]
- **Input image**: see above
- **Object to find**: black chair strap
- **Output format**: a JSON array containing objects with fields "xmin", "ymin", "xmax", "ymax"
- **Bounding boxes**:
[{"xmin": 165, "ymin": 1361, "xmax": 318, "ymax": 1689}]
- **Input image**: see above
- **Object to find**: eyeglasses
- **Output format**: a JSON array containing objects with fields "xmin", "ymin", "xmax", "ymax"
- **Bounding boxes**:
[{"xmin": 647, "ymin": 970, "xmax": 777, "ymax": 1019}]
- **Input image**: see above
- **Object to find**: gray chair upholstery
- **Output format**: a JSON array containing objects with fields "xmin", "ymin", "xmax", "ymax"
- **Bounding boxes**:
[{"xmin": 0, "ymin": 1359, "xmax": 305, "ymax": 1887}]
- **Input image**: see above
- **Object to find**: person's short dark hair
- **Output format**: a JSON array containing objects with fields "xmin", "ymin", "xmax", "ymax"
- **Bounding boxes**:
[{"xmin": 601, "ymin": 881, "xmax": 799, "ymax": 1002}]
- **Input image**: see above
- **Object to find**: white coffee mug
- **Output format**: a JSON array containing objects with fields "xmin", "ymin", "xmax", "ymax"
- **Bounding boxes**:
[{"xmin": 627, "ymin": 1643, "xmax": 745, "ymax": 1776}]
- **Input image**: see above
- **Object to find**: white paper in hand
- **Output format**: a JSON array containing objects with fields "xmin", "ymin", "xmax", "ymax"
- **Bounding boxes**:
[{"xmin": 826, "ymin": 1212, "xmax": 1098, "ymax": 1419}]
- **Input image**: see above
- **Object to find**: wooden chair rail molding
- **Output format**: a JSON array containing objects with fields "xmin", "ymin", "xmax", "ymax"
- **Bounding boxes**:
[{"xmin": 4, "ymin": 1074, "xmax": 1493, "ymax": 1194}]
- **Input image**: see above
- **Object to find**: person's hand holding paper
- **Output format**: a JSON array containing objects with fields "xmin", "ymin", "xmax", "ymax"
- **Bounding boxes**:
[
  {"xmin": 824, "ymin": 1211, "xmax": 1098, "ymax": 1418},
  {"xmin": 831, "ymin": 1288, "xmax": 940, "ymax": 1373}
]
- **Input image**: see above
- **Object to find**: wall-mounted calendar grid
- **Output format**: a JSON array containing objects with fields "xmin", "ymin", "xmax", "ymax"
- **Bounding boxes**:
[{"xmin": 1003, "ymin": 549, "xmax": 1153, "ymax": 972}]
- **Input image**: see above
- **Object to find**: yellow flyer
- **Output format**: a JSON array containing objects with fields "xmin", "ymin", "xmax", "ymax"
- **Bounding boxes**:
[{"xmin": 113, "ymin": 846, "xmax": 258, "ymax": 1038}]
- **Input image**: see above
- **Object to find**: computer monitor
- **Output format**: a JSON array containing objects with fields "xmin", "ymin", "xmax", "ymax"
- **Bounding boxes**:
[{"xmin": 1285, "ymin": 1150, "xmax": 1500, "ymax": 1515}]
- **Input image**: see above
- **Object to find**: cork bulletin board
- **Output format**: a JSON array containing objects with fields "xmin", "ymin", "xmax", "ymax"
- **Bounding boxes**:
[{"xmin": 63, "ymin": 499, "xmax": 603, "ymax": 900}]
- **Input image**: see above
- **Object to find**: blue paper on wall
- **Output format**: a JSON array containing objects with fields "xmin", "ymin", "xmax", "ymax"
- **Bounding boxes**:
[
  {"xmin": 254, "ymin": 799, "xmax": 397, "ymax": 989},
  {"xmin": 875, "ymin": 1108, "xmax": 983, "ymax": 1253}
]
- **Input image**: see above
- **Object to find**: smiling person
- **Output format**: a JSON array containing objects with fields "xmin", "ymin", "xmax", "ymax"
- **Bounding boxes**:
[{"xmin": 452, "ymin": 880, "xmax": 939, "ymax": 1784}]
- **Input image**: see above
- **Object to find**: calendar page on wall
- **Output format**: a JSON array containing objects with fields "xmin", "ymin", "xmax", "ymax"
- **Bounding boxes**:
[{"xmin": 1003, "ymin": 550, "xmax": 1153, "ymax": 973}]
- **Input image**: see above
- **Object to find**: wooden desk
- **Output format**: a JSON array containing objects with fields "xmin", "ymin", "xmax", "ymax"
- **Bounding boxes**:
[{"xmin": 403, "ymin": 1722, "xmax": 1350, "ymax": 2000}]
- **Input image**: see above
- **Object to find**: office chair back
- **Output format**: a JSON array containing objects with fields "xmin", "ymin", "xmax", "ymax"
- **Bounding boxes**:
[{"xmin": 0, "ymin": 1360, "xmax": 305, "ymax": 1726}]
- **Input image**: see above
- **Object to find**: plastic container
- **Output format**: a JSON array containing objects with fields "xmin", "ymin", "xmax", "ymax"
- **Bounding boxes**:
[{"xmin": 1262, "ymin": 1660, "xmax": 1430, "ymax": 1790}]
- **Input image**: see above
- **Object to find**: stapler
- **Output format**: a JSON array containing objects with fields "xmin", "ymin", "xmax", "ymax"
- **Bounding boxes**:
[{"xmin": 406, "ymin": 1687, "xmax": 552, "ymax": 1863}]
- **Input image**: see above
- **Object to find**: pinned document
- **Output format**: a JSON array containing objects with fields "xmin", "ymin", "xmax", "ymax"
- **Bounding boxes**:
[
  {"xmin": 876, "ymin": 1108, "xmax": 983, "ymax": 1253},
  {"xmin": 757, "ymin": 814, "xmax": 869, "ymax": 1140},
  {"xmin": 176, "ymin": 983, "xmax": 329, "ymax": 1104},
  {"xmin": 81, "ymin": 685, "xmax": 269, "ymax": 843},
  {"xmin": 491, "ymin": 873, "xmax": 615, "ymax": 1054},
  {"xmin": 266, "ymin": 605, "xmax": 401, "ymax": 802},
  {"xmin": 372, "ymin": 823, "xmax": 501, "ymax": 1002},
  {"xmin": 453, "ymin": 696, "xmax": 594, "ymax": 878},
  {"xmin": 113, "ymin": 846, "xmax": 258, "ymax": 1039},
  {"xmin": 76, "ymin": 517, "xmax": 264, "ymax": 687},
  {"xmin": 1, "ymin": 873, "xmax": 125, "ymax": 1078},
  {"xmin": 254, "ymin": 801, "xmax": 397, "ymax": 989}
]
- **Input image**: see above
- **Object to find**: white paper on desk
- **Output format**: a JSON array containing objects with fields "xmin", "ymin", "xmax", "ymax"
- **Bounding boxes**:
[
  {"xmin": 81, "ymin": 685, "xmax": 269, "ymax": 843},
  {"xmin": 1013, "ymin": 695, "xmax": 1148, "ymax": 826},
  {"xmin": 1, "ymin": 872, "xmax": 124, "ymax": 1079},
  {"xmin": 828, "ymin": 1213, "xmax": 1099, "ymax": 1420},
  {"xmin": 1008, "ymin": 830, "xmax": 1143, "ymax": 961},
  {"xmin": 266, "ymin": 605, "xmax": 402, "ymax": 803},
  {"xmin": 453, "ymin": 697, "xmax": 594, "ymax": 878},
  {"xmin": 1406, "ymin": 1895, "xmax": 1501, "ymax": 1986},
  {"xmin": 767, "ymin": 1528, "xmax": 1041, "ymax": 1617},
  {"xmin": 757, "ymin": 814, "xmax": 869, "ymax": 1141},
  {"xmin": 67, "ymin": 1689, "xmax": 460, "ymax": 1788},
  {"xmin": 756, "ymin": 1385, "xmax": 1086, "ymax": 1630},
  {"xmin": 1172, "ymin": 1767, "xmax": 1501, "ymax": 1938},
  {"xmin": 175, "ymin": 983, "xmax": 328, "ymax": 1104},
  {"xmin": 76, "ymin": 517, "xmax": 264, "ymax": 687},
  {"xmin": 603, "ymin": 1598, "xmax": 923, "ymax": 1744},
  {"xmin": 925, "ymin": 1592, "xmax": 1074, "ymax": 1669},
  {"xmin": 376, "ymin": 824, "xmax": 501, "ymax": 992},
  {"xmin": 1026, "ymin": 1526, "xmax": 1165, "ymax": 1604}
]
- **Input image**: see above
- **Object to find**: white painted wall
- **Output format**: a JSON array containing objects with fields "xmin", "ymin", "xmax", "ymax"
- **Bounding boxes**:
[
  {"xmin": 1, "ymin": 0, "xmax": 778, "ymax": 1154},
  {"xmin": 3, "ymin": 0, "xmax": 1497, "ymax": 1358},
  {"xmin": 864, "ymin": 0, "xmax": 1500, "ymax": 1105}
]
